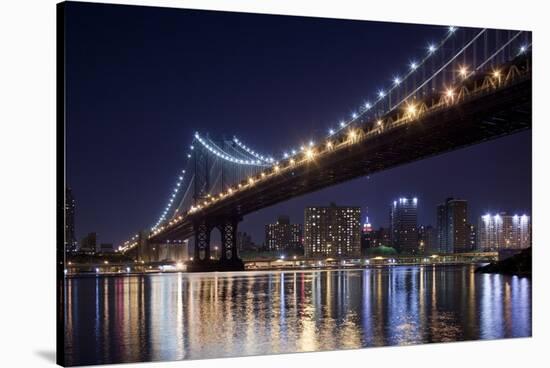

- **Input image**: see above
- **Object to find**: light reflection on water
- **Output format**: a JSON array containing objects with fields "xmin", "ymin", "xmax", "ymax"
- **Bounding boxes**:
[{"xmin": 64, "ymin": 265, "xmax": 531, "ymax": 366}]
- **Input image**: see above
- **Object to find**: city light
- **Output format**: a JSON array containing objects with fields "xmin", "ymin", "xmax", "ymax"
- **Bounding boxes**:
[
  {"xmin": 305, "ymin": 148, "xmax": 315, "ymax": 160},
  {"xmin": 445, "ymin": 88, "xmax": 455, "ymax": 99}
]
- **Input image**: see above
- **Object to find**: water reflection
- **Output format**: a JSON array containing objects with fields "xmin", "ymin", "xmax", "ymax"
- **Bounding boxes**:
[{"xmin": 64, "ymin": 265, "xmax": 531, "ymax": 366}]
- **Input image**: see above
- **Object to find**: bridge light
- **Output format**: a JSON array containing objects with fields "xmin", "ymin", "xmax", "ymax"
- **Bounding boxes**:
[
  {"xmin": 284, "ymin": 152, "xmax": 289, "ymax": 158},
  {"xmin": 459, "ymin": 66, "xmax": 468, "ymax": 78},
  {"xmin": 326, "ymin": 141, "xmax": 333, "ymax": 149},
  {"xmin": 378, "ymin": 90, "xmax": 385, "ymax": 98},
  {"xmin": 393, "ymin": 76, "xmax": 401, "ymax": 86},
  {"xmin": 290, "ymin": 158, "xmax": 295, "ymax": 165},
  {"xmin": 328, "ymin": 129, "xmax": 335, "ymax": 135},
  {"xmin": 348, "ymin": 129, "xmax": 357, "ymax": 142},
  {"xmin": 406, "ymin": 103, "xmax": 418, "ymax": 117},
  {"xmin": 291, "ymin": 149, "xmax": 297, "ymax": 155},
  {"xmin": 352, "ymin": 112, "xmax": 358, "ymax": 119},
  {"xmin": 305, "ymin": 148, "xmax": 315, "ymax": 160},
  {"xmin": 187, "ymin": 154, "xmax": 191, "ymax": 158},
  {"xmin": 248, "ymin": 177, "xmax": 255, "ymax": 185},
  {"xmin": 274, "ymin": 165, "xmax": 280, "ymax": 172},
  {"xmin": 340, "ymin": 121, "xmax": 346, "ymax": 127},
  {"xmin": 364, "ymin": 102, "xmax": 371, "ymax": 109},
  {"xmin": 261, "ymin": 172, "xmax": 266, "ymax": 178},
  {"xmin": 377, "ymin": 120, "xmax": 383, "ymax": 126},
  {"xmin": 309, "ymin": 140, "xmax": 314, "ymax": 147},
  {"xmin": 428, "ymin": 44, "xmax": 436, "ymax": 54},
  {"xmin": 519, "ymin": 45, "xmax": 527, "ymax": 54},
  {"xmin": 410, "ymin": 62, "xmax": 417, "ymax": 71},
  {"xmin": 448, "ymin": 26, "xmax": 457, "ymax": 33},
  {"xmin": 493, "ymin": 70, "xmax": 501, "ymax": 78}
]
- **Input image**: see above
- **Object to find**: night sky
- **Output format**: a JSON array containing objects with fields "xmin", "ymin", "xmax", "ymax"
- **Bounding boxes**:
[{"xmin": 65, "ymin": 2, "xmax": 532, "ymax": 246}]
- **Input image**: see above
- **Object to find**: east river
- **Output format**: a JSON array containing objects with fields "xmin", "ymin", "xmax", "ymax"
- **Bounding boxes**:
[{"xmin": 63, "ymin": 265, "xmax": 531, "ymax": 366}]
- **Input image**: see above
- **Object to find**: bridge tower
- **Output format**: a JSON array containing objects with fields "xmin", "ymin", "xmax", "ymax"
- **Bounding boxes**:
[{"xmin": 187, "ymin": 136, "xmax": 244, "ymax": 272}]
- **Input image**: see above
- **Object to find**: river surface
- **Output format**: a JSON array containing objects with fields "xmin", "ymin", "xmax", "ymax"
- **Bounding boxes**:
[{"xmin": 63, "ymin": 265, "xmax": 531, "ymax": 366}]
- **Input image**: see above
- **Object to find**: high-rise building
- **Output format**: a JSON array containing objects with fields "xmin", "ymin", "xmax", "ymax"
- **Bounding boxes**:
[
  {"xmin": 80, "ymin": 232, "xmax": 97, "ymax": 253},
  {"xmin": 265, "ymin": 216, "xmax": 303, "ymax": 255},
  {"xmin": 468, "ymin": 224, "xmax": 477, "ymax": 252},
  {"xmin": 418, "ymin": 225, "xmax": 436, "ymax": 254},
  {"xmin": 436, "ymin": 198, "xmax": 468, "ymax": 254},
  {"xmin": 478, "ymin": 213, "xmax": 531, "ymax": 251},
  {"xmin": 65, "ymin": 187, "xmax": 78, "ymax": 253},
  {"xmin": 360, "ymin": 216, "xmax": 374, "ymax": 256},
  {"xmin": 237, "ymin": 231, "xmax": 257, "ymax": 252},
  {"xmin": 371, "ymin": 227, "xmax": 391, "ymax": 248},
  {"xmin": 390, "ymin": 197, "xmax": 418, "ymax": 254},
  {"xmin": 304, "ymin": 203, "xmax": 361, "ymax": 258}
]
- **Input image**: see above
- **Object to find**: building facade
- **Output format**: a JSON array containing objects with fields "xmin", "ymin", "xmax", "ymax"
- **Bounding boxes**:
[
  {"xmin": 436, "ymin": 198, "xmax": 468, "ymax": 254},
  {"xmin": 237, "ymin": 231, "xmax": 257, "ymax": 252},
  {"xmin": 478, "ymin": 213, "xmax": 531, "ymax": 251},
  {"xmin": 80, "ymin": 232, "xmax": 97, "ymax": 253},
  {"xmin": 360, "ymin": 217, "xmax": 374, "ymax": 256},
  {"xmin": 304, "ymin": 204, "xmax": 361, "ymax": 258},
  {"xmin": 468, "ymin": 223, "xmax": 477, "ymax": 252},
  {"xmin": 390, "ymin": 197, "xmax": 418, "ymax": 254},
  {"xmin": 265, "ymin": 215, "xmax": 303, "ymax": 255},
  {"xmin": 65, "ymin": 187, "xmax": 78, "ymax": 253},
  {"xmin": 418, "ymin": 225, "xmax": 437, "ymax": 254}
]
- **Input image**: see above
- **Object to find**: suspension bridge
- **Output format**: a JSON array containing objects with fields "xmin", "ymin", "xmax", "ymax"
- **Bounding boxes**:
[{"xmin": 118, "ymin": 26, "xmax": 532, "ymax": 272}]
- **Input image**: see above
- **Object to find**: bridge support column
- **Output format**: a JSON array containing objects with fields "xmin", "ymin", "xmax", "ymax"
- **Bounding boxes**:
[
  {"xmin": 193, "ymin": 219, "xmax": 211, "ymax": 262},
  {"xmin": 187, "ymin": 216, "xmax": 244, "ymax": 272},
  {"xmin": 219, "ymin": 217, "xmax": 239, "ymax": 263}
]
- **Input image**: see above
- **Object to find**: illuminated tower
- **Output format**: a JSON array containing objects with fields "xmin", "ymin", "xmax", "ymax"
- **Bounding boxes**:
[{"xmin": 390, "ymin": 197, "xmax": 418, "ymax": 254}]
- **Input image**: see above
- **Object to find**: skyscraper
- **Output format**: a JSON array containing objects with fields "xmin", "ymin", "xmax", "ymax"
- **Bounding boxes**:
[
  {"xmin": 80, "ymin": 232, "xmax": 97, "ymax": 253},
  {"xmin": 65, "ymin": 187, "xmax": 78, "ymax": 253},
  {"xmin": 478, "ymin": 213, "xmax": 531, "ymax": 251},
  {"xmin": 436, "ymin": 198, "xmax": 468, "ymax": 254},
  {"xmin": 304, "ymin": 203, "xmax": 361, "ymax": 258},
  {"xmin": 390, "ymin": 197, "xmax": 418, "ymax": 254},
  {"xmin": 418, "ymin": 225, "xmax": 436, "ymax": 254},
  {"xmin": 265, "ymin": 215, "xmax": 303, "ymax": 255},
  {"xmin": 468, "ymin": 224, "xmax": 477, "ymax": 251},
  {"xmin": 360, "ymin": 216, "xmax": 374, "ymax": 256}
]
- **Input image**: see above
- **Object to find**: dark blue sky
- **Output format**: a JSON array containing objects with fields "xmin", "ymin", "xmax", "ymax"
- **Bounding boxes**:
[{"xmin": 65, "ymin": 2, "xmax": 531, "ymax": 245}]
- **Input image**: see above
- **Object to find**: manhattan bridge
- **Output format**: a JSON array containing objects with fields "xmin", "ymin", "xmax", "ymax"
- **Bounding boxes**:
[{"xmin": 117, "ymin": 26, "xmax": 531, "ymax": 272}]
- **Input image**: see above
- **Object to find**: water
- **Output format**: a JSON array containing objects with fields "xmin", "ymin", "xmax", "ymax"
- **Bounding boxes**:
[{"xmin": 64, "ymin": 265, "xmax": 531, "ymax": 366}]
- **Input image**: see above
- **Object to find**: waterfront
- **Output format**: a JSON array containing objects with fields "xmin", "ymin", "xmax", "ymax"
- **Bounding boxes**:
[{"xmin": 64, "ymin": 265, "xmax": 531, "ymax": 366}]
